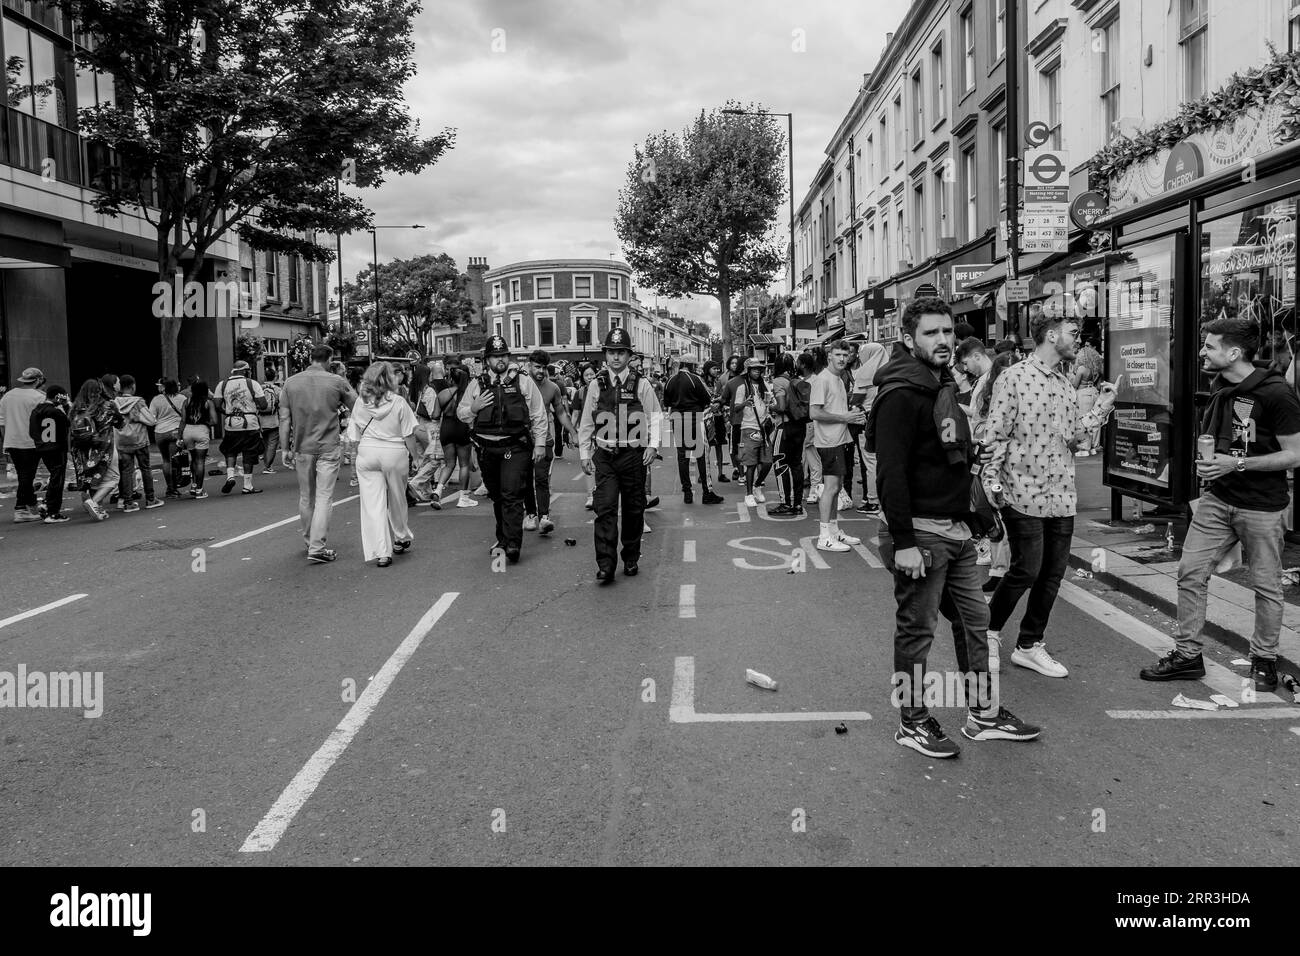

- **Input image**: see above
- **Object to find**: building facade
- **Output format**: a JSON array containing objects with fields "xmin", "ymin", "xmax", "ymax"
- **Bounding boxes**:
[{"xmin": 234, "ymin": 237, "xmax": 331, "ymax": 382}]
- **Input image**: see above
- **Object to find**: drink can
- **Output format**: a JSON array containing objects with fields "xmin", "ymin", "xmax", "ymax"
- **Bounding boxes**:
[
  {"xmin": 1197, "ymin": 434, "xmax": 1216, "ymax": 462},
  {"xmin": 988, "ymin": 481, "xmax": 1002, "ymax": 495}
]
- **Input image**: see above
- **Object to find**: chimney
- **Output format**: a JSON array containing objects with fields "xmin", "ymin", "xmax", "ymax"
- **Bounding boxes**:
[
  {"xmin": 464, "ymin": 256, "xmax": 490, "ymax": 329},
  {"xmin": 885, "ymin": 32, "xmax": 893, "ymax": 46}
]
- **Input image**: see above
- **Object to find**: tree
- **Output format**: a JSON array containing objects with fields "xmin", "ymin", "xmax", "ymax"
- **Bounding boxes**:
[
  {"xmin": 341, "ymin": 253, "xmax": 475, "ymax": 356},
  {"xmin": 615, "ymin": 102, "xmax": 785, "ymax": 362},
  {"xmin": 727, "ymin": 289, "xmax": 794, "ymax": 350},
  {"xmin": 57, "ymin": 0, "xmax": 455, "ymax": 378}
]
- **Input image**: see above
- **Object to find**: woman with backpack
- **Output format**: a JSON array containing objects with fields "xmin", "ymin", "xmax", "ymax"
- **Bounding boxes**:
[
  {"xmin": 150, "ymin": 378, "xmax": 187, "ymax": 499},
  {"xmin": 733, "ymin": 357, "xmax": 775, "ymax": 508},
  {"xmin": 181, "ymin": 379, "xmax": 219, "ymax": 499},
  {"xmin": 425, "ymin": 365, "xmax": 477, "ymax": 510},
  {"xmin": 768, "ymin": 353, "xmax": 809, "ymax": 515},
  {"xmin": 70, "ymin": 378, "xmax": 124, "ymax": 521},
  {"xmin": 404, "ymin": 363, "xmax": 444, "ymax": 502}
]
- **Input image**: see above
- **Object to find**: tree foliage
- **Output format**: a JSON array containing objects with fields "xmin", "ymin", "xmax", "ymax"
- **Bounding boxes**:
[
  {"xmin": 342, "ymin": 253, "xmax": 476, "ymax": 356},
  {"xmin": 615, "ymin": 102, "xmax": 785, "ymax": 361},
  {"xmin": 56, "ymin": 0, "xmax": 454, "ymax": 377}
]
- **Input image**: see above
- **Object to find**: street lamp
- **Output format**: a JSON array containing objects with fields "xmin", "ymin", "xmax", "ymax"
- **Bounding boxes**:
[
  {"xmin": 577, "ymin": 315, "xmax": 590, "ymax": 362},
  {"xmin": 367, "ymin": 224, "xmax": 425, "ymax": 345},
  {"xmin": 723, "ymin": 108, "xmax": 795, "ymax": 346}
]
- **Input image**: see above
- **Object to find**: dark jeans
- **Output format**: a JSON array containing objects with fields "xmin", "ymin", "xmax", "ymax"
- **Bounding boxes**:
[
  {"xmin": 675, "ymin": 411, "xmax": 711, "ymax": 492},
  {"xmin": 479, "ymin": 441, "xmax": 530, "ymax": 553},
  {"xmin": 157, "ymin": 432, "xmax": 181, "ymax": 493},
  {"xmin": 774, "ymin": 421, "xmax": 806, "ymax": 505},
  {"xmin": 988, "ymin": 508, "xmax": 1074, "ymax": 649},
  {"xmin": 10, "ymin": 447, "xmax": 65, "ymax": 514},
  {"xmin": 880, "ymin": 529, "xmax": 996, "ymax": 725},
  {"xmin": 729, "ymin": 418, "xmax": 742, "ymax": 473},
  {"xmin": 523, "ymin": 440, "xmax": 555, "ymax": 517},
  {"xmin": 118, "ymin": 445, "xmax": 156, "ymax": 502},
  {"xmin": 593, "ymin": 446, "xmax": 647, "ymax": 570}
]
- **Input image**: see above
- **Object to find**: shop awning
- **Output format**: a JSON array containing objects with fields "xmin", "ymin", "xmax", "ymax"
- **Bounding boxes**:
[
  {"xmin": 964, "ymin": 253, "xmax": 1055, "ymax": 293},
  {"xmin": 748, "ymin": 334, "xmax": 783, "ymax": 347},
  {"xmin": 806, "ymin": 324, "xmax": 846, "ymax": 349}
]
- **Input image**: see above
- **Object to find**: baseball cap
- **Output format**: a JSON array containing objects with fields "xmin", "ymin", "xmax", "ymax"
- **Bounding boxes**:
[{"xmin": 17, "ymin": 367, "xmax": 43, "ymax": 384}]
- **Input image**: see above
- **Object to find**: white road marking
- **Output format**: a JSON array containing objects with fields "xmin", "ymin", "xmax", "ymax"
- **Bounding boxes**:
[
  {"xmin": 729, "ymin": 536, "xmax": 794, "ymax": 570},
  {"xmin": 211, "ymin": 495, "xmax": 360, "ymax": 549},
  {"xmin": 240, "ymin": 592, "xmax": 459, "ymax": 852},
  {"xmin": 852, "ymin": 543, "xmax": 883, "ymax": 568},
  {"xmin": 729, "ymin": 501, "xmax": 750, "ymax": 524},
  {"xmin": 0, "ymin": 593, "xmax": 87, "ymax": 632},
  {"xmin": 1291, "ymin": 727, "xmax": 1300, "ymax": 736},
  {"xmin": 678, "ymin": 584, "xmax": 696, "ymax": 618},
  {"xmin": 669, "ymin": 656, "xmax": 871, "ymax": 723},
  {"xmin": 1057, "ymin": 580, "xmax": 1287, "ymax": 703},
  {"xmin": 1107, "ymin": 707, "xmax": 1300, "ymax": 720},
  {"xmin": 683, "ymin": 540, "xmax": 696, "ymax": 563},
  {"xmin": 796, "ymin": 537, "xmax": 831, "ymax": 570}
]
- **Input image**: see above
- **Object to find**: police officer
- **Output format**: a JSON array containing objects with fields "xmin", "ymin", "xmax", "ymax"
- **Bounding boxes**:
[
  {"xmin": 578, "ymin": 328, "xmax": 663, "ymax": 583},
  {"xmin": 457, "ymin": 335, "xmax": 548, "ymax": 563}
]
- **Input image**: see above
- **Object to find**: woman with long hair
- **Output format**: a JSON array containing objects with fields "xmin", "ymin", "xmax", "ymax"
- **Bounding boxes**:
[
  {"xmin": 701, "ymin": 360, "xmax": 729, "ymax": 485},
  {"xmin": 573, "ymin": 363, "xmax": 599, "ymax": 509},
  {"xmin": 71, "ymin": 377, "xmax": 124, "ymax": 519},
  {"xmin": 798, "ymin": 352, "xmax": 823, "ymax": 505},
  {"xmin": 149, "ymin": 377, "xmax": 187, "ymax": 498},
  {"xmin": 733, "ymin": 358, "xmax": 774, "ymax": 505},
  {"xmin": 181, "ymin": 379, "xmax": 219, "ymax": 499},
  {"xmin": 347, "ymin": 362, "xmax": 421, "ymax": 567},
  {"xmin": 426, "ymin": 365, "xmax": 476, "ymax": 509},
  {"xmin": 721, "ymin": 354, "xmax": 746, "ymax": 480}
]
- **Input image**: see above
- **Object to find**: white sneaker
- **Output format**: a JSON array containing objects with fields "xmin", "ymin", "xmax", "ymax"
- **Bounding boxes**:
[
  {"xmin": 987, "ymin": 630, "xmax": 1001, "ymax": 674},
  {"xmin": 745, "ymin": 494, "xmax": 757, "ymax": 508},
  {"xmin": 643, "ymin": 521, "xmax": 652, "ymax": 533},
  {"xmin": 838, "ymin": 491, "xmax": 853, "ymax": 511},
  {"xmin": 584, "ymin": 494, "xmax": 594, "ymax": 510},
  {"xmin": 835, "ymin": 530, "xmax": 861, "ymax": 546},
  {"xmin": 1011, "ymin": 642, "xmax": 1068, "ymax": 678},
  {"xmin": 816, "ymin": 535, "xmax": 850, "ymax": 552},
  {"xmin": 523, "ymin": 514, "xmax": 538, "ymax": 531},
  {"xmin": 473, "ymin": 484, "xmax": 490, "ymax": 497},
  {"xmin": 457, "ymin": 494, "xmax": 479, "ymax": 508},
  {"xmin": 754, "ymin": 487, "xmax": 766, "ymax": 503},
  {"xmin": 805, "ymin": 490, "xmax": 819, "ymax": 504}
]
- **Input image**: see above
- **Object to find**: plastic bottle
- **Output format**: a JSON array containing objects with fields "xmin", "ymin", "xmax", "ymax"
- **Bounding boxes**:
[{"xmin": 745, "ymin": 669, "xmax": 778, "ymax": 690}]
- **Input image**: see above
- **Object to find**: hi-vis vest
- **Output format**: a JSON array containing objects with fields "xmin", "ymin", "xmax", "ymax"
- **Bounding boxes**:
[
  {"xmin": 594, "ymin": 368, "xmax": 646, "ymax": 448},
  {"xmin": 472, "ymin": 370, "xmax": 530, "ymax": 441}
]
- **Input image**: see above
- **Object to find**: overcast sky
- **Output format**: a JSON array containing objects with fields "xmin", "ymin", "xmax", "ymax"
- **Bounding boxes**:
[{"xmin": 337, "ymin": 0, "xmax": 909, "ymax": 331}]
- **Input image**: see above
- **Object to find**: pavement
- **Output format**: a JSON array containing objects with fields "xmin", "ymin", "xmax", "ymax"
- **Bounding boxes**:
[{"xmin": 1, "ymin": 454, "xmax": 1299, "ymax": 866}]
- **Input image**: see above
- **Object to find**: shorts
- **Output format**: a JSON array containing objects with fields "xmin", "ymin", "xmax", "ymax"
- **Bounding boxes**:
[
  {"xmin": 817, "ymin": 443, "xmax": 849, "ymax": 477},
  {"xmin": 740, "ymin": 428, "xmax": 773, "ymax": 467},
  {"xmin": 182, "ymin": 424, "xmax": 210, "ymax": 451},
  {"xmin": 220, "ymin": 428, "xmax": 264, "ymax": 459}
]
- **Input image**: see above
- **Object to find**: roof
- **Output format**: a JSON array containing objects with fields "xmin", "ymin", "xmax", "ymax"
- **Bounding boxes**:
[{"xmin": 748, "ymin": 334, "xmax": 784, "ymax": 346}]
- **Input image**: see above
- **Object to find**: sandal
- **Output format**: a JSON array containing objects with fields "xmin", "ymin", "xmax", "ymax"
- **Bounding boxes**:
[{"xmin": 241, "ymin": 487, "xmax": 263, "ymax": 495}]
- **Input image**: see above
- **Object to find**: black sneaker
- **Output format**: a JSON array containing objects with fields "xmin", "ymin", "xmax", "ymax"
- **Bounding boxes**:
[
  {"xmin": 307, "ymin": 549, "xmax": 337, "ymax": 564},
  {"xmin": 683, "ymin": 489, "xmax": 693, "ymax": 504},
  {"xmin": 1252, "ymin": 655, "xmax": 1279, "ymax": 692},
  {"xmin": 222, "ymin": 477, "xmax": 236, "ymax": 494},
  {"xmin": 702, "ymin": 491, "xmax": 724, "ymax": 505},
  {"xmin": 646, "ymin": 497, "xmax": 660, "ymax": 510},
  {"xmin": 982, "ymin": 576, "xmax": 1001, "ymax": 594},
  {"xmin": 961, "ymin": 707, "xmax": 1042, "ymax": 741},
  {"xmin": 895, "ymin": 717, "xmax": 960, "ymax": 758},
  {"xmin": 855, "ymin": 502, "xmax": 881, "ymax": 516},
  {"xmin": 768, "ymin": 503, "xmax": 796, "ymax": 515},
  {"xmin": 43, "ymin": 512, "xmax": 70, "ymax": 524},
  {"xmin": 1139, "ymin": 650, "xmax": 1206, "ymax": 681},
  {"xmin": 716, "ymin": 473, "xmax": 730, "ymax": 483},
  {"xmin": 623, "ymin": 562, "xmax": 638, "ymax": 576},
  {"xmin": 790, "ymin": 505, "xmax": 805, "ymax": 515}
]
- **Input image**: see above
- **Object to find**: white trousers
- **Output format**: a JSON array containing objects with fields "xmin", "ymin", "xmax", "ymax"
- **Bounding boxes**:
[{"xmin": 356, "ymin": 443, "xmax": 412, "ymax": 561}]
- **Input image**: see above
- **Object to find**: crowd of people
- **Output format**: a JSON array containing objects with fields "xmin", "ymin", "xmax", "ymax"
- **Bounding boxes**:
[{"xmin": 2, "ymin": 299, "xmax": 1293, "ymax": 761}]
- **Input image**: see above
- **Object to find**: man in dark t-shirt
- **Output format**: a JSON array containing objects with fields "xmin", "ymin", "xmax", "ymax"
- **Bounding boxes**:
[{"xmin": 1142, "ymin": 319, "xmax": 1300, "ymax": 691}]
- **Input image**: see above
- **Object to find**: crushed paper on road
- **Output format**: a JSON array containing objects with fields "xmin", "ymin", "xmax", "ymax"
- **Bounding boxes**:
[{"xmin": 1171, "ymin": 693, "xmax": 1220, "ymax": 711}]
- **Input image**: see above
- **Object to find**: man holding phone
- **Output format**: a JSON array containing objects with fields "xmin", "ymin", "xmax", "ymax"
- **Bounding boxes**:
[
  {"xmin": 870, "ymin": 297, "xmax": 1041, "ymax": 758},
  {"xmin": 810, "ymin": 340, "xmax": 865, "ymax": 552}
]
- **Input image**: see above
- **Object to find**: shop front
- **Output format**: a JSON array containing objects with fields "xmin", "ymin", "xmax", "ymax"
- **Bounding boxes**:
[{"xmin": 1095, "ymin": 122, "xmax": 1300, "ymax": 520}]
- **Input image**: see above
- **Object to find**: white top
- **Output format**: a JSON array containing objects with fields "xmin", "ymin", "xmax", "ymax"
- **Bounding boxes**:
[{"xmin": 346, "ymin": 395, "xmax": 417, "ymax": 448}]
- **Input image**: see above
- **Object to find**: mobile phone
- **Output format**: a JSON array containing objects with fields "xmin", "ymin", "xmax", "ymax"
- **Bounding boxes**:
[{"xmin": 921, "ymin": 548, "xmax": 932, "ymax": 568}]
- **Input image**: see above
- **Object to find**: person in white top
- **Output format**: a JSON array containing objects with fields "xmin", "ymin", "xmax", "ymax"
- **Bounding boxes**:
[
  {"xmin": 346, "ymin": 362, "xmax": 422, "ymax": 567},
  {"xmin": 733, "ymin": 357, "xmax": 774, "ymax": 508}
]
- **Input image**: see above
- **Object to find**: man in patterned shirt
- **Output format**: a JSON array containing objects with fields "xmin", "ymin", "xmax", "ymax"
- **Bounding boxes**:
[{"xmin": 981, "ymin": 312, "xmax": 1115, "ymax": 677}]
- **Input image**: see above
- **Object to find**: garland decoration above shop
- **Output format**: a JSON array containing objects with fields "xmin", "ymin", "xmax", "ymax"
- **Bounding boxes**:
[{"xmin": 1088, "ymin": 45, "xmax": 1300, "ymax": 189}]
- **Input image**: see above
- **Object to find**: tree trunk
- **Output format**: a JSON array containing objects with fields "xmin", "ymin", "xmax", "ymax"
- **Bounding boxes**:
[{"xmin": 718, "ymin": 293, "xmax": 733, "ymax": 362}]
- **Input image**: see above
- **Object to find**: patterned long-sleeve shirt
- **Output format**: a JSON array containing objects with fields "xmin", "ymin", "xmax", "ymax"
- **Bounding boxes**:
[{"xmin": 982, "ymin": 354, "xmax": 1112, "ymax": 518}]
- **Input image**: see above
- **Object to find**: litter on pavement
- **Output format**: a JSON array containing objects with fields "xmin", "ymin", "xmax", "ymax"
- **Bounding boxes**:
[
  {"xmin": 1171, "ymin": 693, "xmax": 1220, "ymax": 711},
  {"xmin": 1208, "ymin": 694, "xmax": 1240, "ymax": 709},
  {"xmin": 745, "ymin": 669, "xmax": 778, "ymax": 690}
]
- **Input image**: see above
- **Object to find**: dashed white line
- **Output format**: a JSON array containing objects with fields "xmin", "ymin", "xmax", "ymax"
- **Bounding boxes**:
[
  {"xmin": 683, "ymin": 540, "xmax": 696, "ymax": 563},
  {"xmin": 0, "ymin": 594, "xmax": 87, "ymax": 632},
  {"xmin": 211, "ymin": 495, "xmax": 360, "ymax": 549},
  {"xmin": 240, "ymin": 592, "xmax": 459, "ymax": 852},
  {"xmin": 669, "ymin": 657, "xmax": 872, "ymax": 723},
  {"xmin": 678, "ymin": 584, "xmax": 696, "ymax": 618}
]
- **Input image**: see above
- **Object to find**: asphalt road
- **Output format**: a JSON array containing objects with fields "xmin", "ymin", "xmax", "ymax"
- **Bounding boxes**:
[{"xmin": 1, "ymin": 455, "xmax": 1298, "ymax": 866}]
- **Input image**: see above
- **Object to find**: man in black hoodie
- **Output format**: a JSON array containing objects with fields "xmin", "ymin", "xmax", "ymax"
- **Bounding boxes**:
[
  {"xmin": 1141, "ymin": 317, "xmax": 1300, "ymax": 689},
  {"xmin": 870, "ymin": 297, "xmax": 1041, "ymax": 758},
  {"xmin": 664, "ymin": 357, "xmax": 723, "ymax": 505}
]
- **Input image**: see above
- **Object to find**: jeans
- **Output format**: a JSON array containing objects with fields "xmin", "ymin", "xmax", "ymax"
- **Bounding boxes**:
[
  {"xmin": 157, "ymin": 431, "xmax": 181, "ymax": 493},
  {"xmin": 988, "ymin": 508, "xmax": 1075, "ymax": 649},
  {"xmin": 262, "ymin": 427, "xmax": 280, "ymax": 467},
  {"xmin": 1176, "ymin": 491, "xmax": 1285, "ymax": 659},
  {"xmin": 879, "ymin": 528, "xmax": 997, "ymax": 725},
  {"xmin": 294, "ymin": 446, "xmax": 342, "ymax": 553},
  {"xmin": 523, "ymin": 440, "xmax": 555, "ymax": 517},
  {"xmin": 675, "ymin": 411, "xmax": 711, "ymax": 493},
  {"xmin": 773, "ymin": 421, "xmax": 805, "ymax": 505},
  {"xmin": 118, "ymin": 446, "xmax": 156, "ymax": 502},
  {"xmin": 9, "ymin": 447, "xmax": 65, "ymax": 514},
  {"xmin": 7, "ymin": 447, "xmax": 41, "ymax": 510}
]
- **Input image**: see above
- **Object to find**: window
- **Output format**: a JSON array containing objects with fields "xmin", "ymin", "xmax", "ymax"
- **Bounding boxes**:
[
  {"xmin": 609, "ymin": 312, "xmax": 623, "ymax": 329},
  {"xmin": 911, "ymin": 69, "xmax": 924, "ymax": 138},
  {"xmin": 574, "ymin": 312, "xmax": 594, "ymax": 345},
  {"xmin": 1180, "ymin": 0, "xmax": 1208, "ymax": 101},
  {"xmin": 574, "ymin": 274, "xmax": 593, "ymax": 298},
  {"xmin": 535, "ymin": 276, "xmax": 553, "ymax": 300},
  {"xmin": 493, "ymin": 316, "xmax": 503, "ymax": 339},
  {"xmin": 510, "ymin": 314, "xmax": 523, "ymax": 349},
  {"xmin": 882, "ymin": 219, "xmax": 891, "ymax": 274},
  {"xmin": 855, "ymin": 149, "xmax": 863, "ymax": 209},
  {"xmin": 866, "ymin": 134, "xmax": 875, "ymax": 186},
  {"xmin": 867, "ymin": 223, "xmax": 876, "ymax": 278},
  {"xmin": 934, "ymin": 164, "xmax": 950, "ymax": 241},
  {"xmin": 288, "ymin": 256, "xmax": 300, "ymax": 303},
  {"xmin": 994, "ymin": 0, "xmax": 1006, "ymax": 59},
  {"xmin": 879, "ymin": 115, "xmax": 889, "ymax": 173},
  {"xmin": 6, "ymin": 19, "xmax": 72, "ymax": 126},
  {"xmin": 994, "ymin": 121, "xmax": 1007, "ymax": 208},
  {"xmin": 535, "ymin": 312, "xmax": 555, "ymax": 347},
  {"xmin": 1291, "ymin": 0, "xmax": 1300, "ymax": 52},
  {"xmin": 931, "ymin": 40, "xmax": 946, "ymax": 122},
  {"xmin": 1042, "ymin": 64, "xmax": 1061, "ymax": 149},
  {"xmin": 492, "ymin": 283, "xmax": 502, "ymax": 306},
  {"xmin": 963, "ymin": 146, "xmax": 977, "ymax": 242},
  {"xmin": 264, "ymin": 251, "xmax": 278, "ymax": 299},
  {"xmin": 893, "ymin": 95, "xmax": 904, "ymax": 160},
  {"xmin": 913, "ymin": 181, "xmax": 926, "ymax": 260},
  {"xmin": 961, "ymin": 9, "xmax": 976, "ymax": 91},
  {"xmin": 1100, "ymin": 18, "xmax": 1121, "ymax": 140},
  {"xmin": 897, "ymin": 206, "xmax": 907, "ymax": 264},
  {"xmin": 608, "ymin": 276, "xmax": 623, "ymax": 300},
  {"xmin": 509, "ymin": 278, "xmax": 521, "ymax": 302}
]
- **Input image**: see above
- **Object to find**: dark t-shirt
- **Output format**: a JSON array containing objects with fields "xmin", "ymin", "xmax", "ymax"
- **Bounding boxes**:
[{"xmin": 1208, "ymin": 377, "xmax": 1300, "ymax": 511}]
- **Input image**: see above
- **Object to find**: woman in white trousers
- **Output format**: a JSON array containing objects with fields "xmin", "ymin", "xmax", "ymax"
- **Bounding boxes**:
[{"xmin": 346, "ymin": 362, "xmax": 421, "ymax": 567}]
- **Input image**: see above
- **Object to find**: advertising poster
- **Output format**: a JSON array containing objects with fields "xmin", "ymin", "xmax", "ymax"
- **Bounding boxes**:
[{"xmin": 1105, "ymin": 238, "xmax": 1176, "ymax": 492}]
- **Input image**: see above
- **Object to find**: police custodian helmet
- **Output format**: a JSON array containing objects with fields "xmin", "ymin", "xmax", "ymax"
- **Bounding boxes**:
[
  {"xmin": 483, "ymin": 334, "xmax": 510, "ymax": 357},
  {"xmin": 603, "ymin": 327, "xmax": 632, "ymax": 351}
]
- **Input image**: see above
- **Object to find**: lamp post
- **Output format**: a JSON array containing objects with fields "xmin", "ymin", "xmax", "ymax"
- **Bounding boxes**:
[
  {"xmin": 366, "ymin": 224, "xmax": 425, "ymax": 352},
  {"xmin": 723, "ymin": 107, "xmax": 795, "ymax": 342},
  {"xmin": 577, "ymin": 315, "xmax": 590, "ymax": 362}
]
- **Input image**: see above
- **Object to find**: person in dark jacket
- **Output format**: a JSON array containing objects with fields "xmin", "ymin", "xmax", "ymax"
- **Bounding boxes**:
[
  {"xmin": 664, "ymin": 357, "xmax": 723, "ymax": 504},
  {"xmin": 28, "ymin": 384, "xmax": 70, "ymax": 521},
  {"xmin": 718, "ymin": 355, "xmax": 746, "ymax": 480},
  {"xmin": 871, "ymin": 296, "xmax": 1040, "ymax": 759}
]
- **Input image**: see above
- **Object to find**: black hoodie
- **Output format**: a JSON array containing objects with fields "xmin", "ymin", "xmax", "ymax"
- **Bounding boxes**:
[
  {"xmin": 869, "ymin": 348, "xmax": 973, "ymax": 550},
  {"xmin": 1203, "ymin": 365, "xmax": 1300, "ymax": 512}
]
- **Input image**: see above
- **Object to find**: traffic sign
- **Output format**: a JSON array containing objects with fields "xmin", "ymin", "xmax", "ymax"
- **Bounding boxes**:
[
  {"xmin": 1024, "ymin": 121, "xmax": 1051, "ymax": 148},
  {"xmin": 354, "ymin": 329, "xmax": 369, "ymax": 342},
  {"xmin": 1022, "ymin": 149, "xmax": 1070, "ymax": 253},
  {"xmin": 1005, "ymin": 279, "xmax": 1032, "ymax": 302},
  {"xmin": 1025, "ymin": 149, "xmax": 1067, "ymax": 187}
]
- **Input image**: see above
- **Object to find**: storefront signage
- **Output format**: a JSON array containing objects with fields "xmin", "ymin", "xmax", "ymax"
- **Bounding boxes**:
[
  {"xmin": 1023, "ymin": 148, "xmax": 1070, "ymax": 253},
  {"xmin": 950, "ymin": 263, "xmax": 994, "ymax": 295},
  {"xmin": 1005, "ymin": 279, "xmax": 1032, "ymax": 302},
  {"xmin": 355, "ymin": 328, "xmax": 371, "ymax": 358},
  {"xmin": 1163, "ymin": 142, "xmax": 1204, "ymax": 192},
  {"xmin": 1069, "ymin": 191, "xmax": 1108, "ymax": 231}
]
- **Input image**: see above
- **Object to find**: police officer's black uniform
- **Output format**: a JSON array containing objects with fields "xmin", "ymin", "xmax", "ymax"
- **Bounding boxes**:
[
  {"xmin": 578, "ymin": 328, "xmax": 662, "ymax": 582},
  {"xmin": 458, "ymin": 336, "xmax": 547, "ymax": 562}
]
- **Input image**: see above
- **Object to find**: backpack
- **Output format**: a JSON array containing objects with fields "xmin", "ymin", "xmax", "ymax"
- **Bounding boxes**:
[
  {"xmin": 260, "ymin": 384, "xmax": 279, "ymax": 418},
  {"xmin": 218, "ymin": 375, "xmax": 260, "ymax": 430},
  {"xmin": 71, "ymin": 406, "xmax": 102, "ymax": 450},
  {"xmin": 786, "ymin": 378, "xmax": 811, "ymax": 424}
]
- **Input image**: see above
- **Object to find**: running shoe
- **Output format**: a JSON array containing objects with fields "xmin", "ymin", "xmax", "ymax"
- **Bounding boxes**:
[
  {"xmin": 816, "ymin": 536, "xmax": 849, "ymax": 552},
  {"xmin": 523, "ymin": 514, "xmax": 538, "ymax": 531},
  {"xmin": 83, "ymin": 499, "xmax": 108, "ymax": 521},
  {"xmin": 307, "ymin": 549, "xmax": 337, "ymax": 564},
  {"xmin": 1011, "ymin": 642, "xmax": 1069, "ymax": 678},
  {"xmin": 538, "ymin": 517, "xmax": 555, "ymax": 535},
  {"xmin": 43, "ymin": 511, "xmax": 70, "ymax": 523},
  {"xmin": 835, "ymin": 530, "xmax": 861, "ymax": 546},
  {"xmin": 191, "ymin": 489, "xmax": 209, "ymax": 499},
  {"xmin": 745, "ymin": 494, "xmax": 757, "ymax": 508},
  {"xmin": 961, "ymin": 707, "xmax": 1042, "ymax": 742},
  {"xmin": 123, "ymin": 501, "xmax": 140, "ymax": 513},
  {"xmin": 145, "ymin": 498, "xmax": 164, "ymax": 509},
  {"xmin": 753, "ymin": 487, "xmax": 766, "ymax": 503},
  {"xmin": 457, "ymin": 494, "xmax": 478, "ymax": 508},
  {"xmin": 1138, "ymin": 650, "xmax": 1204, "ymax": 681},
  {"xmin": 895, "ymin": 717, "xmax": 960, "ymax": 758}
]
